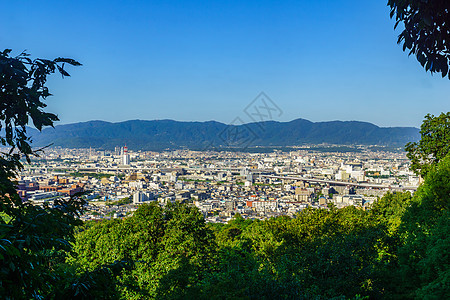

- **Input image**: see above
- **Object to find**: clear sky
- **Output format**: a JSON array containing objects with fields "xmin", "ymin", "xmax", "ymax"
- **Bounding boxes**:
[{"xmin": 2, "ymin": 0, "xmax": 449, "ymax": 127}]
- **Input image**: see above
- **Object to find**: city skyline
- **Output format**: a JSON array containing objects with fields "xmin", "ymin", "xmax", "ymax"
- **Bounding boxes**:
[{"xmin": 3, "ymin": 0, "xmax": 449, "ymax": 128}]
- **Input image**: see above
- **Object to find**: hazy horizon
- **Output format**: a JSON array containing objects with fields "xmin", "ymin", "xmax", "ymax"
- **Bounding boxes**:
[{"xmin": 52, "ymin": 116, "xmax": 420, "ymax": 129}]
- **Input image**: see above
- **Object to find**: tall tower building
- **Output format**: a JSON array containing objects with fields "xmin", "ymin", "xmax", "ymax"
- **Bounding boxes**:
[{"xmin": 123, "ymin": 145, "xmax": 130, "ymax": 165}]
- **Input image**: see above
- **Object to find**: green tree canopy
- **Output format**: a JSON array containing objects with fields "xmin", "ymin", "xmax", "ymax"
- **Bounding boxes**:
[
  {"xmin": 405, "ymin": 112, "xmax": 450, "ymax": 177},
  {"xmin": 394, "ymin": 154, "xmax": 450, "ymax": 298}
]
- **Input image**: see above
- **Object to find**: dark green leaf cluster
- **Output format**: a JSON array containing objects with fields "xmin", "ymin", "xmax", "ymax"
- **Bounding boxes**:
[
  {"xmin": 405, "ymin": 112, "xmax": 450, "ymax": 177},
  {"xmin": 0, "ymin": 49, "xmax": 81, "ymax": 209},
  {"xmin": 0, "ymin": 49, "xmax": 81, "ymax": 159},
  {"xmin": 0, "ymin": 49, "xmax": 82, "ymax": 299},
  {"xmin": 0, "ymin": 197, "xmax": 86, "ymax": 299},
  {"xmin": 388, "ymin": 0, "xmax": 450, "ymax": 78},
  {"xmin": 393, "ymin": 155, "xmax": 450, "ymax": 299}
]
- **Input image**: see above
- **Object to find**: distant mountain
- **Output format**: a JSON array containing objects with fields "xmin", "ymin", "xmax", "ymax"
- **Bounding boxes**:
[{"xmin": 28, "ymin": 118, "xmax": 420, "ymax": 150}]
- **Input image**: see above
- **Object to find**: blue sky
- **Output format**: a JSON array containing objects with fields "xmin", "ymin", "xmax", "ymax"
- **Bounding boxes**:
[{"xmin": 2, "ymin": 0, "xmax": 449, "ymax": 127}]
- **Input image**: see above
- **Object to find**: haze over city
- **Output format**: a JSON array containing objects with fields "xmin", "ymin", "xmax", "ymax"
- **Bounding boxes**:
[{"xmin": 3, "ymin": 0, "xmax": 449, "ymax": 127}]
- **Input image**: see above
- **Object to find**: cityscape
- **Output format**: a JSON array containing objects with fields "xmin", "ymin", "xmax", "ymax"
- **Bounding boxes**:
[{"xmin": 17, "ymin": 145, "xmax": 419, "ymax": 222}]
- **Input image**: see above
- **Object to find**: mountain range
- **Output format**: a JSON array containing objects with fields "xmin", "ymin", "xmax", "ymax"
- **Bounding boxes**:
[{"xmin": 28, "ymin": 118, "xmax": 420, "ymax": 151}]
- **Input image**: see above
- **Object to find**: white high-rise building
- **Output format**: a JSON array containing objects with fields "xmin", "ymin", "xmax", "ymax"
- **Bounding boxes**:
[{"xmin": 122, "ymin": 145, "xmax": 130, "ymax": 165}]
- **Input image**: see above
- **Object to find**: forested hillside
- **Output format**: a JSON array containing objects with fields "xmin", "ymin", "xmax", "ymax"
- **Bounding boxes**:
[{"xmin": 28, "ymin": 119, "xmax": 419, "ymax": 150}]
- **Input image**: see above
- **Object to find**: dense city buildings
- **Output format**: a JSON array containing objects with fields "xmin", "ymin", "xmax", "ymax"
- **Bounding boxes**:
[{"xmin": 16, "ymin": 145, "xmax": 419, "ymax": 222}]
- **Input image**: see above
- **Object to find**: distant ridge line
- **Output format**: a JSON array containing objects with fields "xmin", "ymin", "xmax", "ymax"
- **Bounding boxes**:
[{"xmin": 28, "ymin": 118, "xmax": 420, "ymax": 150}]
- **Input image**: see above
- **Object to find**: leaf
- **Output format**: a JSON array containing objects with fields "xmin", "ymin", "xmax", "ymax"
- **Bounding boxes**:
[
  {"xmin": 56, "ymin": 64, "xmax": 70, "ymax": 77},
  {"xmin": 54, "ymin": 57, "xmax": 82, "ymax": 66}
]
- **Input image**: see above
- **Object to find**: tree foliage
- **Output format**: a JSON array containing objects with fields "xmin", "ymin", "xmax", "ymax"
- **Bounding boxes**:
[
  {"xmin": 388, "ymin": 0, "xmax": 450, "ymax": 78},
  {"xmin": 70, "ymin": 203, "xmax": 398, "ymax": 299},
  {"xmin": 405, "ymin": 112, "xmax": 450, "ymax": 176},
  {"xmin": 0, "ymin": 198, "xmax": 86, "ymax": 299},
  {"xmin": 0, "ymin": 49, "xmax": 81, "ymax": 207},
  {"xmin": 0, "ymin": 49, "xmax": 83, "ymax": 299},
  {"xmin": 71, "ymin": 202, "xmax": 216, "ymax": 299},
  {"xmin": 0, "ymin": 49, "xmax": 81, "ymax": 157},
  {"xmin": 396, "ymin": 155, "xmax": 450, "ymax": 299}
]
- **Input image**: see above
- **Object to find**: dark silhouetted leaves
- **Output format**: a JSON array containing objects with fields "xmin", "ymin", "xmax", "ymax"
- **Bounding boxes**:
[{"xmin": 388, "ymin": 0, "xmax": 450, "ymax": 78}]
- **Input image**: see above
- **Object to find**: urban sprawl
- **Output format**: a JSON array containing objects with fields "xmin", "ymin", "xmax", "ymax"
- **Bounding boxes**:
[{"xmin": 16, "ymin": 146, "xmax": 420, "ymax": 222}]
